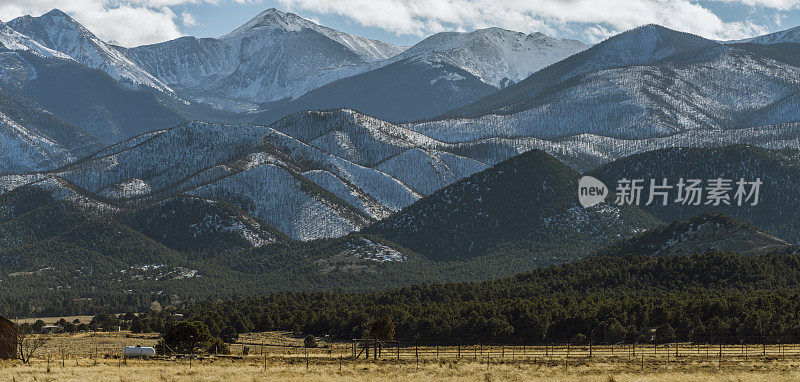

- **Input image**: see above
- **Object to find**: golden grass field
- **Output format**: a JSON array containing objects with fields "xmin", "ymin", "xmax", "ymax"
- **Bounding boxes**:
[{"xmin": 4, "ymin": 331, "xmax": 800, "ymax": 381}]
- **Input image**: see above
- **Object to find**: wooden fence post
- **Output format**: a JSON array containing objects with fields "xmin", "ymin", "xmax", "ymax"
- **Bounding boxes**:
[{"xmin": 415, "ymin": 341, "xmax": 419, "ymax": 370}]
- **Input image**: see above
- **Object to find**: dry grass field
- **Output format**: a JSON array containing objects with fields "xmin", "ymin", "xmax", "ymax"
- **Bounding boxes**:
[
  {"xmin": 4, "ymin": 332, "xmax": 800, "ymax": 381},
  {"xmin": 4, "ymin": 356, "xmax": 800, "ymax": 381}
]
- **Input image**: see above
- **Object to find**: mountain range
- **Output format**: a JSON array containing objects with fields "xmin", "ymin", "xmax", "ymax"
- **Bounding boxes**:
[{"xmin": 2, "ymin": 7, "xmax": 800, "ymax": 314}]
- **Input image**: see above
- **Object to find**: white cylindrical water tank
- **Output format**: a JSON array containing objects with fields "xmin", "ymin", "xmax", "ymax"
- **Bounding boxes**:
[{"xmin": 123, "ymin": 346, "xmax": 156, "ymax": 357}]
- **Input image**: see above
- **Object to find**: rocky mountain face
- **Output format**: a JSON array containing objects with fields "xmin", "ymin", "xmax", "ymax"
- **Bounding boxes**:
[{"xmin": 122, "ymin": 8, "xmax": 405, "ymax": 111}]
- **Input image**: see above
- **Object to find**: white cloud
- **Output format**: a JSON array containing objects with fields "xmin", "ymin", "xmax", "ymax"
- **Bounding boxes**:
[
  {"xmin": 0, "ymin": 0, "xmax": 782, "ymax": 46},
  {"xmin": 0, "ymin": 0, "xmax": 258, "ymax": 46},
  {"xmin": 277, "ymin": 0, "xmax": 771, "ymax": 42},
  {"xmin": 713, "ymin": 0, "xmax": 800, "ymax": 10},
  {"xmin": 181, "ymin": 10, "xmax": 198, "ymax": 26},
  {"xmin": 0, "ymin": 0, "xmax": 187, "ymax": 46}
]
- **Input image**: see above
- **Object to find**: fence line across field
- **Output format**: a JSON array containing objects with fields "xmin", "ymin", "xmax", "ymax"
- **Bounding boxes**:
[{"xmin": 27, "ymin": 332, "xmax": 800, "ymax": 367}]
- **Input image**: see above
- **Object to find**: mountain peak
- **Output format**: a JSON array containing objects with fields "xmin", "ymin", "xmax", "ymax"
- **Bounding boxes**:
[
  {"xmin": 44, "ymin": 8, "xmax": 71, "ymax": 19},
  {"xmin": 11, "ymin": 8, "xmax": 88, "ymax": 38},
  {"xmin": 6, "ymin": 8, "xmax": 174, "ymax": 94},
  {"xmin": 40, "ymin": 8, "xmax": 81, "ymax": 27},
  {"xmin": 225, "ymin": 7, "xmax": 313, "ymax": 37}
]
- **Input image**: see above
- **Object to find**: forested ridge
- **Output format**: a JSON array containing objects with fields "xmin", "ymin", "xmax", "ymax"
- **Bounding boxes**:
[{"xmin": 144, "ymin": 251, "xmax": 800, "ymax": 344}]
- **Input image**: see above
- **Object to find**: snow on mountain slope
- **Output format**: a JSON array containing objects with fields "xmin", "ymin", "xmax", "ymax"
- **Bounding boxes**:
[
  {"xmin": 302, "ymin": 169, "xmax": 392, "ymax": 219},
  {"xmin": 375, "ymin": 148, "xmax": 488, "ymax": 195},
  {"xmin": 123, "ymin": 8, "xmax": 405, "ymax": 110},
  {"xmin": 0, "ymin": 106, "xmax": 797, "ymax": 240},
  {"xmin": 729, "ymin": 26, "xmax": 800, "ymax": 45},
  {"xmin": 439, "ymin": 24, "xmax": 719, "ymax": 120},
  {"xmin": 0, "ymin": 22, "xmax": 71, "ymax": 59},
  {"xmin": 742, "ymin": 90, "xmax": 800, "ymax": 127},
  {"xmin": 0, "ymin": 110, "xmax": 72, "ymax": 174},
  {"xmin": 410, "ymin": 44, "xmax": 800, "ymax": 141},
  {"xmin": 0, "ymin": 111, "xmax": 450, "ymax": 239},
  {"xmin": 0, "ymin": 107, "xmax": 531, "ymax": 239},
  {"xmin": 0, "ymin": 122, "xmax": 373, "ymax": 240},
  {"xmin": 223, "ymin": 8, "xmax": 403, "ymax": 61},
  {"xmin": 392, "ymin": 28, "xmax": 588, "ymax": 88},
  {"xmin": 442, "ymin": 122, "xmax": 800, "ymax": 173},
  {"xmin": 7, "ymin": 10, "xmax": 173, "ymax": 94},
  {"xmin": 190, "ymin": 162, "xmax": 369, "ymax": 240},
  {"xmin": 271, "ymin": 110, "xmax": 440, "ymax": 165},
  {"xmin": 261, "ymin": 127, "xmax": 421, "ymax": 212},
  {"xmin": 247, "ymin": 27, "xmax": 585, "ymax": 125}
]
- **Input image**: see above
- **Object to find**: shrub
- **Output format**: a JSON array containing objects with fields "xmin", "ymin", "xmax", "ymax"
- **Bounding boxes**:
[
  {"xmin": 304, "ymin": 335, "xmax": 318, "ymax": 348},
  {"xmin": 163, "ymin": 321, "xmax": 213, "ymax": 354}
]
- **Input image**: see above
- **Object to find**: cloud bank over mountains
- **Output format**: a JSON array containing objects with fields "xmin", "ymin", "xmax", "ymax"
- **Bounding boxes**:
[{"xmin": 0, "ymin": 0, "xmax": 797, "ymax": 46}]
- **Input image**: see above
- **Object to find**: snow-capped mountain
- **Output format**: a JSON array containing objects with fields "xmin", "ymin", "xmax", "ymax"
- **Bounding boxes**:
[
  {"xmin": 391, "ymin": 27, "xmax": 588, "ymax": 88},
  {"xmin": 248, "ymin": 27, "xmax": 587, "ymax": 124},
  {"xmin": 2, "ymin": 16, "xmax": 800, "ymax": 244},
  {"xmin": 729, "ymin": 26, "xmax": 800, "ymax": 45},
  {"xmin": 123, "ymin": 8, "xmax": 405, "ymax": 111},
  {"xmin": 7, "ymin": 9, "xmax": 173, "ymax": 94},
  {"xmin": 223, "ymin": 8, "xmax": 403, "ymax": 61},
  {"xmin": 0, "ymin": 13, "xmax": 186, "ymax": 146},
  {"xmin": 414, "ymin": 26, "xmax": 800, "ymax": 142},
  {"xmin": 439, "ymin": 24, "xmax": 719, "ymax": 120}
]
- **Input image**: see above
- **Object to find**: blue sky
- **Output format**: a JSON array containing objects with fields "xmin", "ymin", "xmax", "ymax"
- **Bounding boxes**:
[{"xmin": 1, "ymin": 0, "xmax": 799, "ymax": 47}]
